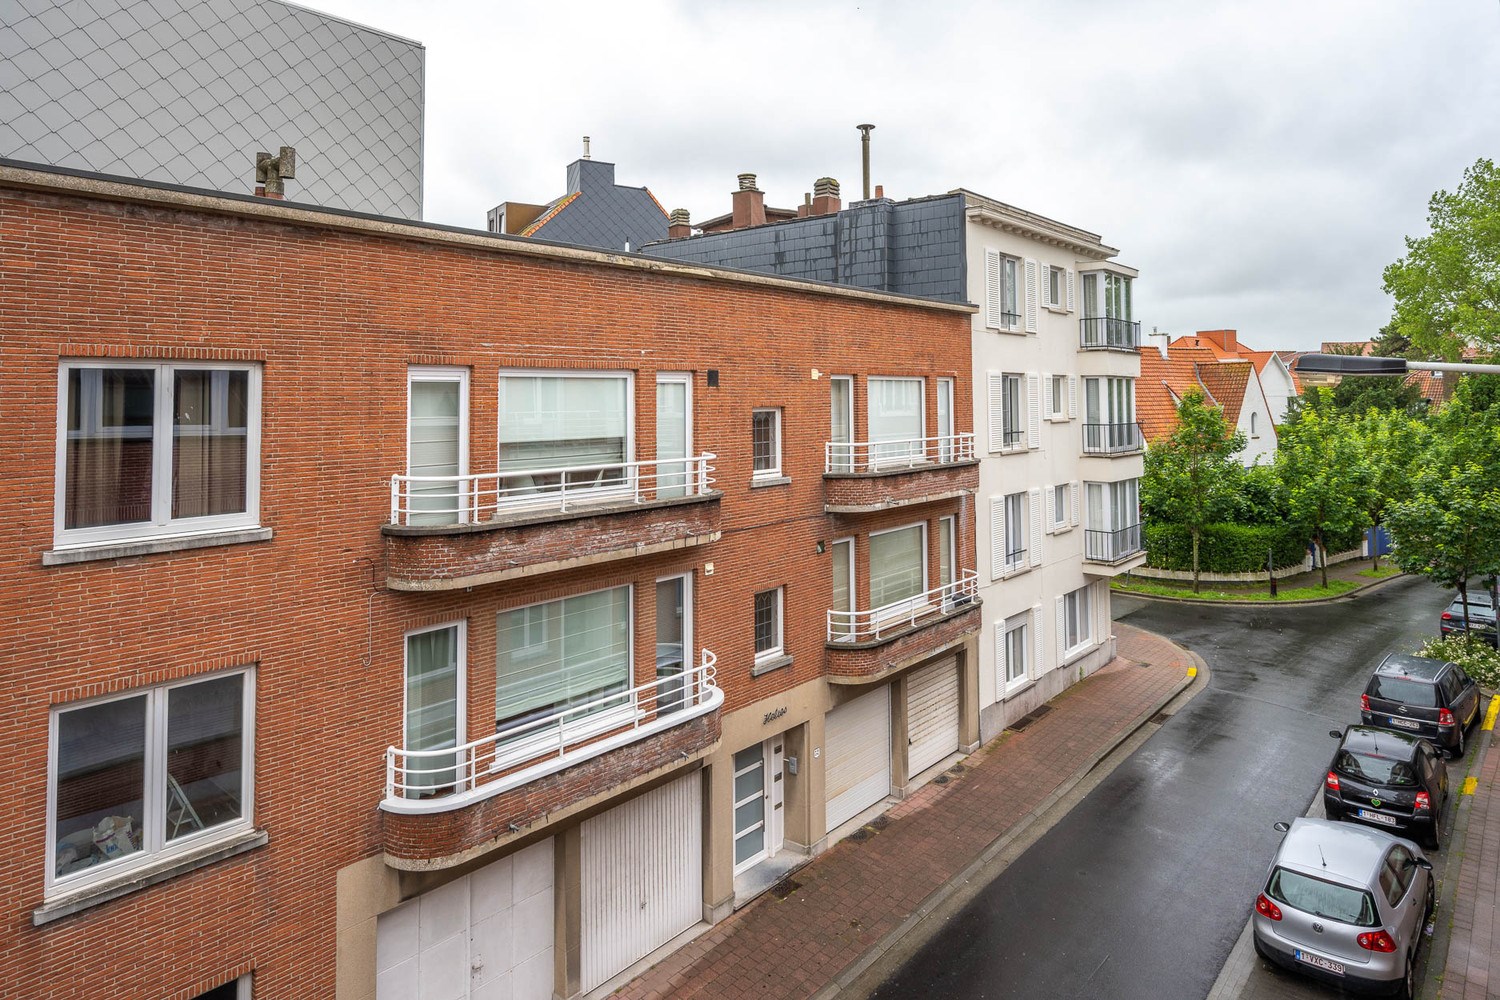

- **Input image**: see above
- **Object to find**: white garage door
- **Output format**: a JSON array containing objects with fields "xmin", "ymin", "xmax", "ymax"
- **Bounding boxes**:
[
  {"xmin": 906, "ymin": 656, "xmax": 960, "ymax": 777},
  {"xmin": 580, "ymin": 771, "xmax": 703, "ymax": 992},
  {"xmin": 825, "ymin": 685, "xmax": 892, "ymax": 831},
  {"xmin": 375, "ymin": 838, "xmax": 555, "ymax": 1000}
]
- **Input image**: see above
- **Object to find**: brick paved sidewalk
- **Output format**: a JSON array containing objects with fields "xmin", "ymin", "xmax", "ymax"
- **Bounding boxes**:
[
  {"xmin": 1438, "ymin": 698, "xmax": 1500, "ymax": 1000},
  {"xmin": 608, "ymin": 623, "xmax": 1195, "ymax": 999}
]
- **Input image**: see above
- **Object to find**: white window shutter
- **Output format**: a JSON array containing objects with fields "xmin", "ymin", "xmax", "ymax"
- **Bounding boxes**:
[
  {"xmin": 1033, "ymin": 604, "xmax": 1046, "ymax": 672},
  {"xmin": 985, "ymin": 249, "xmax": 1002, "ymax": 329},
  {"xmin": 1070, "ymin": 481, "xmax": 1080, "ymax": 527},
  {"xmin": 1024, "ymin": 259, "xmax": 1039, "ymax": 333},
  {"xmin": 1056, "ymin": 595, "xmax": 1066, "ymax": 656},
  {"xmin": 996, "ymin": 621, "xmax": 1008, "ymax": 683},
  {"xmin": 1044, "ymin": 484, "xmax": 1056, "ymax": 534},
  {"xmin": 1042, "ymin": 371, "xmax": 1054, "ymax": 416},
  {"xmin": 1026, "ymin": 373, "xmax": 1041, "ymax": 449},
  {"xmin": 987, "ymin": 372, "xmax": 1005, "ymax": 453},
  {"xmin": 1068, "ymin": 375, "xmax": 1079, "ymax": 419},
  {"xmin": 1066, "ymin": 269, "xmax": 1076, "ymax": 312},
  {"xmin": 1028, "ymin": 487, "xmax": 1043, "ymax": 567},
  {"xmin": 990, "ymin": 496, "xmax": 1006, "ymax": 580}
]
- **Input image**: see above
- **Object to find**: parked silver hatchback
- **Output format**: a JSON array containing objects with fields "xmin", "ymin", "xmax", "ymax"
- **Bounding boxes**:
[{"xmin": 1252, "ymin": 818, "xmax": 1433, "ymax": 998}]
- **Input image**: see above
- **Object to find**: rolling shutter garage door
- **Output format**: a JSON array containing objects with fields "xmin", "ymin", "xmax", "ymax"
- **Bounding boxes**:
[
  {"xmin": 825, "ymin": 685, "xmax": 892, "ymax": 831},
  {"xmin": 580, "ymin": 771, "xmax": 702, "ymax": 992},
  {"xmin": 906, "ymin": 656, "xmax": 960, "ymax": 777}
]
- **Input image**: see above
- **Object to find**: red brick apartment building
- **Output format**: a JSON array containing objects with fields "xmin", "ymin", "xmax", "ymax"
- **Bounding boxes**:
[{"xmin": 0, "ymin": 162, "xmax": 981, "ymax": 999}]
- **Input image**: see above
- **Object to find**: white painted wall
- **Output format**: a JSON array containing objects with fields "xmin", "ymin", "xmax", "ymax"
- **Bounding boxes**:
[
  {"xmin": 1258, "ymin": 356, "xmax": 1298, "ymax": 426},
  {"xmin": 1235, "ymin": 368, "xmax": 1278, "ymax": 467}
]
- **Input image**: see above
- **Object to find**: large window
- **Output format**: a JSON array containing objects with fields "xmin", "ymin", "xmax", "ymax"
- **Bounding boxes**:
[
  {"xmin": 1061, "ymin": 586, "xmax": 1092, "ymax": 655},
  {"xmin": 752, "ymin": 408, "xmax": 782, "ymax": 479},
  {"xmin": 1086, "ymin": 479, "xmax": 1141, "ymax": 532},
  {"xmin": 496, "ymin": 587, "xmax": 631, "ymax": 739},
  {"xmin": 870, "ymin": 523, "xmax": 927, "ymax": 615},
  {"xmin": 868, "ymin": 377, "xmax": 923, "ymax": 465},
  {"xmin": 57, "ymin": 362, "xmax": 260, "ymax": 546},
  {"xmin": 405, "ymin": 624, "xmax": 464, "ymax": 793},
  {"xmin": 497, "ymin": 372, "xmax": 630, "ymax": 497},
  {"xmin": 49, "ymin": 670, "xmax": 253, "ymax": 892},
  {"xmin": 1002, "ymin": 614, "xmax": 1029, "ymax": 685}
]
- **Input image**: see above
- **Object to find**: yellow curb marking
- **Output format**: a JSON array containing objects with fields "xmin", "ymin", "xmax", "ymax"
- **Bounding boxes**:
[
  {"xmin": 1187, "ymin": 666, "xmax": 1197, "ymax": 678},
  {"xmin": 1483, "ymin": 694, "xmax": 1499, "ymax": 732},
  {"xmin": 1463, "ymin": 776, "xmax": 1478, "ymax": 796}
]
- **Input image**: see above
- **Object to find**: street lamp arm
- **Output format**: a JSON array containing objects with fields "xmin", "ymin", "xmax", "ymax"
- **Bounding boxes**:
[{"xmin": 1293, "ymin": 353, "xmax": 1500, "ymax": 376}]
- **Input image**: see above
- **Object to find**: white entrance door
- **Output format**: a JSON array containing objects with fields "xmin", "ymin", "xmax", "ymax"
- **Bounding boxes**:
[
  {"xmin": 906, "ymin": 657, "xmax": 960, "ymax": 777},
  {"xmin": 732, "ymin": 740, "xmax": 785, "ymax": 875},
  {"xmin": 580, "ymin": 772, "xmax": 702, "ymax": 992},
  {"xmin": 824, "ymin": 686, "xmax": 892, "ymax": 831}
]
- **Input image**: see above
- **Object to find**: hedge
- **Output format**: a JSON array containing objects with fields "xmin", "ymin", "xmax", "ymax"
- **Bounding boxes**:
[{"xmin": 1144, "ymin": 522, "xmax": 1309, "ymax": 573}]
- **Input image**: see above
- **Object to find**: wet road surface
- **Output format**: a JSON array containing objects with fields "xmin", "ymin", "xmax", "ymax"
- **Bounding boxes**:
[{"xmin": 871, "ymin": 577, "xmax": 1446, "ymax": 1000}]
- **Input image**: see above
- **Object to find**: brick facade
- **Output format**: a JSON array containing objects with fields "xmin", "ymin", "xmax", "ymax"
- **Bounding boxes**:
[{"xmin": 0, "ymin": 166, "xmax": 975, "ymax": 999}]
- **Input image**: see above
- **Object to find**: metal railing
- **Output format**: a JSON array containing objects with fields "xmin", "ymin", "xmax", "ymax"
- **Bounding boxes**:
[
  {"xmin": 997, "ymin": 311, "xmax": 1022, "ymax": 330},
  {"xmin": 384, "ymin": 650, "xmax": 720, "ymax": 808},
  {"xmin": 1082, "ymin": 422, "xmax": 1144, "ymax": 455},
  {"xmin": 827, "ymin": 570, "xmax": 979, "ymax": 642},
  {"xmin": 824, "ymin": 433, "xmax": 976, "ymax": 474},
  {"xmin": 1085, "ymin": 524, "xmax": 1144, "ymax": 563},
  {"xmin": 1003, "ymin": 547, "xmax": 1028, "ymax": 572},
  {"xmin": 390, "ymin": 453, "xmax": 716, "ymax": 526},
  {"xmin": 1079, "ymin": 317, "xmax": 1142, "ymax": 350}
]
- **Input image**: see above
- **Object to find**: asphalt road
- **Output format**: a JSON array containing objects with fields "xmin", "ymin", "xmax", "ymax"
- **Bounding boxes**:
[{"xmin": 870, "ymin": 576, "xmax": 1449, "ymax": 1000}]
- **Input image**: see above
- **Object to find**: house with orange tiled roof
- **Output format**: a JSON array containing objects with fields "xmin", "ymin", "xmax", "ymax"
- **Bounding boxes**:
[
  {"xmin": 1138, "ymin": 338, "xmax": 1278, "ymax": 466},
  {"xmin": 1168, "ymin": 329, "xmax": 1299, "ymax": 424}
]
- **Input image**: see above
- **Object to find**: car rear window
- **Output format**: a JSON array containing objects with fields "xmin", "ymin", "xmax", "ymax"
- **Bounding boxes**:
[
  {"xmin": 1335, "ymin": 751, "xmax": 1416, "ymax": 786},
  {"xmin": 1368, "ymin": 675, "xmax": 1438, "ymax": 707},
  {"xmin": 1266, "ymin": 868, "xmax": 1378, "ymax": 926}
]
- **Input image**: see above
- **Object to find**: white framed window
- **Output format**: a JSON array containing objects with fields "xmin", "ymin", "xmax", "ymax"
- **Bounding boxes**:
[
  {"xmin": 937, "ymin": 516, "xmax": 955, "ymax": 590},
  {"xmin": 984, "ymin": 249, "xmax": 1021, "ymax": 332},
  {"xmin": 1000, "ymin": 373, "xmax": 1023, "ymax": 449},
  {"xmin": 868, "ymin": 377, "xmax": 924, "ymax": 466},
  {"xmin": 496, "ymin": 585, "xmax": 632, "ymax": 741},
  {"xmin": 1003, "ymin": 492, "xmax": 1027, "ymax": 572},
  {"xmin": 55, "ymin": 361, "xmax": 262, "ymax": 549},
  {"xmin": 829, "ymin": 376, "xmax": 854, "ymax": 472},
  {"xmin": 1001, "ymin": 613, "xmax": 1030, "ymax": 687},
  {"xmin": 656, "ymin": 372, "xmax": 694, "ymax": 498},
  {"xmin": 1047, "ymin": 484, "xmax": 1070, "ymax": 533},
  {"xmin": 937, "ymin": 377, "xmax": 955, "ymax": 462},
  {"xmin": 1250, "ymin": 412, "xmax": 1259, "ymax": 437},
  {"xmin": 407, "ymin": 367, "xmax": 469, "ymax": 526},
  {"xmin": 870, "ymin": 522, "xmax": 928, "ymax": 618},
  {"xmin": 404, "ymin": 622, "xmax": 466, "ymax": 795},
  {"xmin": 497, "ymin": 370, "xmax": 632, "ymax": 497},
  {"xmin": 1048, "ymin": 374, "xmax": 1067, "ymax": 421},
  {"xmin": 48, "ymin": 668, "xmax": 255, "ymax": 897},
  {"xmin": 754, "ymin": 588, "xmax": 784, "ymax": 662},
  {"xmin": 830, "ymin": 538, "xmax": 855, "ymax": 641},
  {"xmin": 1046, "ymin": 266, "xmax": 1063, "ymax": 309},
  {"xmin": 752, "ymin": 408, "xmax": 782, "ymax": 479},
  {"xmin": 1059, "ymin": 586, "xmax": 1093, "ymax": 658},
  {"xmin": 655, "ymin": 573, "xmax": 694, "ymax": 716}
]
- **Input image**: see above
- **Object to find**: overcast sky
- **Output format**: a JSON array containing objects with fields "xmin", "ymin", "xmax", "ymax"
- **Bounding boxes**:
[{"xmin": 311, "ymin": 0, "xmax": 1499, "ymax": 352}]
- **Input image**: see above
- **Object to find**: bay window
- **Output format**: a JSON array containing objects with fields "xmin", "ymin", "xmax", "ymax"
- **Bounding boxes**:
[
  {"xmin": 56, "ymin": 362, "xmax": 260, "ymax": 547},
  {"xmin": 497, "ymin": 372, "xmax": 630, "ymax": 498},
  {"xmin": 1085, "ymin": 478, "xmax": 1142, "ymax": 561}
]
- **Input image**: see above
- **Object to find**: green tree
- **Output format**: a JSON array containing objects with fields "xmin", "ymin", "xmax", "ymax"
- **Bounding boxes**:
[
  {"xmin": 1387, "ymin": 462, "xmax": 1500, "ymax": 627},
  {"xmin": 1275, "ymin": 400, "xmax": 1372, "ymax": 587},
  {"xmin": 1350, "ymin": 408, "xmax": 1428, "ymax": 569},
  {"xmin": 1383, "ymin": 157, "xmax": 1500, "ymax": 359},
  {"xmin": 1141, "ymin": 389, "xmax": 1246, "ymax": 592}
]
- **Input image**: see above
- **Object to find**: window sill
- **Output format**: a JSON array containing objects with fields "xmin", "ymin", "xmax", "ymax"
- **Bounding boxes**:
[
  {"xmin": 34, "ymin": 827, "xmax": 267, "ymax": 925},
  {"xmin": 750, "ymin": 475, "xmax": 791, "ymax": 489},
  {"xmin": 43, "ymin": 527, "xmax": 273, "ymax": 566},
  {"xmin": 751, "ymin": 653, "xmax": 793, "ymax": 677},
  {"xmin": 1061, "ymin": 642, "xmax": 1096, "ymax": 667},
  {"xmin": 1002, "ymin": 679, "xmax": 1036, "ymax": 702}
]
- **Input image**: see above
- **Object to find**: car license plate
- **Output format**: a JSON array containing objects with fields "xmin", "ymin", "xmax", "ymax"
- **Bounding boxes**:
[
  {"xmin": 1295, "ymin": 949, "xmax": 1345, "ymax": 975},
  {"xmin": 1388, "ymin": 717, "xmax": 1421, "ymax": 730},
  {"xmin": 1357, "ymin": 808, "xmax": 1398, "ymax": 826}
]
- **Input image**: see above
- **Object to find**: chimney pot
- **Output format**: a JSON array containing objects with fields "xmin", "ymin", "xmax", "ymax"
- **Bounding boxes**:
[
  {"xmin": 668, "ymin": 208, "xmax": 692, "ymax": 239},
  {"xmin": 811, "ymin": 176, "xmax": 842, "ymax": 217},
  {"xmin": 730, "ymin": 174, "xmax": 767, "ymax": 229},
  {"xmin": 875, "ymin": 184, "xmax": 884, "ymax": 199},
  {"xmin": 737, "ymin": 173, "xmax": 759, "ymax": 192}
]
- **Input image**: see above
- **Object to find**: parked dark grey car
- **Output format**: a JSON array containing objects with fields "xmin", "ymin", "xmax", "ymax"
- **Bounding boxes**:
[
  {"xmin": 1439, "ymin": 590, "xmax": 1498, "ymax": 647},
  {"xmin": 1324, "ymin": 726, "xmax": 1448, "ymax": 849},
  {"xmin": 1359, "ymin": 653, "xmax": 1481, "ymax": 758}
]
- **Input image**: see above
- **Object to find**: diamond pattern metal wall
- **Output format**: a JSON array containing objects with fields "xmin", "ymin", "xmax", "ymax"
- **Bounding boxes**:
[{"xmin": 1, "ymin": 0, "xmax": 425, "ymax": 219}]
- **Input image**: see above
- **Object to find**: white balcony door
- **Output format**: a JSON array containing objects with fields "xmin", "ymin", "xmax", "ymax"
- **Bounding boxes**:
[
  {"xmin": 831, "ymin": 537, "xmax": 854, "ymax": 641},
  {"xmin": 656, "ymin": 374, "xmax": 691, "ymax": 498},
  {"xmin": 655, "ymin": 575, "xmax": 692, "ymax": 716},
  {"xmin": 404, "ymin": 622, "xmax": 465, "ymax": 795},
  {"xmin": 830, "ymin": 375, "xmax": 853, "ymax": 472},
  {"xmin": 869, "ymin": 377, "xmax": 923, "ymax": 466},
  {"xmin": 407, "ymin": 368, "xmax": 468, "ymax": 526},
  {"xmin": 937, "ymin": 377, "xmax": 954, "ymax": 462}
]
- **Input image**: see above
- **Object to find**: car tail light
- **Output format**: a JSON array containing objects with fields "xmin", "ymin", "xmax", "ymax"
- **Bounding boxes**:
[
  {"xmin": 1441, "ymin": 612, "xmax": 1454, "ymax": 621},
  {"xmin": 1357, "ymin": 930, "xmax": 1398, "ymax": 952},
  {"xmin": 1415, "ymin": 791, "xmax": 1431, "ymax": 812},
  {"xmin": 1255, "ymin": 894, "xmax": 1283, "ymax": 921},
  {"xmin": 1361, "ymin": 693, "xmax": 1371, "ymax": 712},
  {"xmin": 1325, "ymin": 770, "xmax": 1341, "ymax": 791},
  {"xmin": 1439, "ymin": 708, "xmax": 1455, "ymax": 727}
]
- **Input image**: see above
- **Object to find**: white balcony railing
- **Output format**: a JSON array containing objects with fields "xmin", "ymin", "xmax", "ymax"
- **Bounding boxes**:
[
  {"xmin": 382, "ymin": 650, "xmax": 721, "ymax": 815},
  {"xmin": 824, "ymin": 433, "xmax": 976, "ymax": 474},
  {"xmin": 827, "ymin": 570, "xmax": 979, "ymax": 643},
  {"xmin": 390, "ymin": 453, "xmax": 716, "ymax": 526}
]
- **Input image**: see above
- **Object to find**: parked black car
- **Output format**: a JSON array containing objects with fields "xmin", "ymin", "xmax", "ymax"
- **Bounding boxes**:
[
  {"xmin": 1324, "ymin": 726, "xmax": 1449, "ymax": 848},
  {"xmin": 1360, "ymin": 653, "xmax": 1481, "ymax": 758},
  {"xmin": 1439, "ymin": 590, "xmax": 1498, "ymax": 647}
]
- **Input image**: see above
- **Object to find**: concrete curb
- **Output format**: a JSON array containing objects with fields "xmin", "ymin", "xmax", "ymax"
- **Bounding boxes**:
[
  {"xmin": 812, "ymin": 644, "xmax": 1208, "ymax": 1000},
  {"xmin": 1114, "ymin": 570, "xmax": 1412, "ymax": 608},
  {"xmin": 1423, "ymin": 725, "xmax": 1492, "ymax": 999}
]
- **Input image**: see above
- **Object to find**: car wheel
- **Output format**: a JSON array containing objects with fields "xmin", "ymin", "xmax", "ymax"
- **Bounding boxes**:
[
  {"xmin": 1425, "ymin": 877, "xmax": 1436, "ymax": 922},
  {"xmin": 1453, "ymin": 725, "xmax": 1466, "ymax": 760},
  {"xmin": 1426, "ymin": 816, "xmax": 1442, "ymax": 851}
]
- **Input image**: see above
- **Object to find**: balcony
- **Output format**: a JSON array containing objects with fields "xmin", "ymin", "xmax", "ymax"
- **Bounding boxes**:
[
  {"xmin": 1082, "ymin": 422, "xmax": 1144, "ymax": 455},
  {"xmin": 1080, "ymin": 317, "xmax": 1142, "ymax": 351},
  {"xmin": 825, "ymin": 571, "xmax": 982, "ymax": 682},
  {"xmin": 822, "ymin": 434, "xmax": 979, "ymax": 513},
  {"xmin": 1084, "ymin": 523, "xmax": 1146, "ymax": 570},
  {"xmin": 381, "ymin": 650, "xmax": 723, "ymax": 868},
  {"xmin": 383, "ymin": 455, "xmax": 721, "ymax": 590}
]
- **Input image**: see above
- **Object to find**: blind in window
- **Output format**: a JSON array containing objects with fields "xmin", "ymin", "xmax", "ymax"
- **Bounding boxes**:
[
  {"xmin": 870, "ymin": 525, "xmax": 925, "ymax": 610},
  {"xmin": 869, "ymin": 378, "xmax": 922, "ymax": 463},
  {"xmin": 496, "ymin": 587, "xmax": 630, "ymax": 726},
  {"xmin": 498, "ymin": 375, "xmax": 627, "ymax": 474}
]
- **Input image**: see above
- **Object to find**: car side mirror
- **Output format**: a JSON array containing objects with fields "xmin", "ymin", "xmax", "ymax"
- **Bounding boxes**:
[
  {"xmin": 1329, "ymin": 729, "xmax": 1344, "ymax": 739},
  {"xmin": 1273, "ymin": 821, "xmax": 1290, "ymax": 833},
  {"xmin": 1414, "ymin": 857, "xmax": 1433, "ymax": 871}
]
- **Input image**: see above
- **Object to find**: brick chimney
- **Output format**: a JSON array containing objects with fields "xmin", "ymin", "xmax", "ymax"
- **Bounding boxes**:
[
  {"xmin": 810, "ymin": 177, "xmax": 841, "ymax": 216},
  {"xmin": 668, "ymin": 208, "xmax": 692, "ymax": 239},
  {"xmin": 1198, "ymin": 329, "xmax": 1239, "ymax": 352},
  {"xmin": 731, "ymin": 173, "xmax": 766, "ymax": 229}
]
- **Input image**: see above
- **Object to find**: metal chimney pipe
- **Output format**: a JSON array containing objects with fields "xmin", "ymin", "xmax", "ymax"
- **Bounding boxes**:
[
  {"xmin": 856, "ymin": 124, "xmax": 875, "ymax": 200},
  {"xmin": 582, "ymin": 136, "xmax": 591, "ymax": 160}
]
